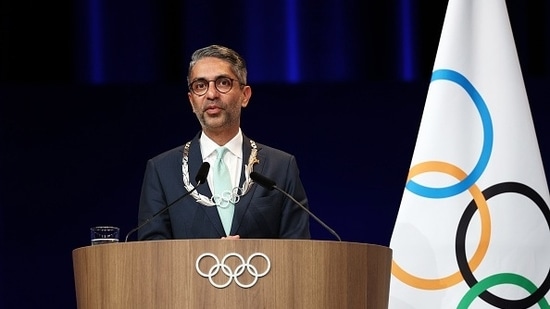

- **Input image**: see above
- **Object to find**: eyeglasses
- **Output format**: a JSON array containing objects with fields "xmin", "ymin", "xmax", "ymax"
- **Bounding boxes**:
[{"xmin": 188, "ymin": 76, "xmax": 243, "ymax": 96}]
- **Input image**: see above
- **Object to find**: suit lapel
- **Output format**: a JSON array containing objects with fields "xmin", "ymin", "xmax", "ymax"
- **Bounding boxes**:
[
  {"xmin": 188, "ymin": 132, "xmax": 225, "ymax": 236},
  {"xmin": 230, "ymin": 136, "xmax": 266, "ymax": 235}
]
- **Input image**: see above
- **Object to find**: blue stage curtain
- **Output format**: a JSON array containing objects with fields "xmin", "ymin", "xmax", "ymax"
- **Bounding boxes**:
[{"xmin": 71, "ymin": 0, "xmax": 445, "ymax": 84}]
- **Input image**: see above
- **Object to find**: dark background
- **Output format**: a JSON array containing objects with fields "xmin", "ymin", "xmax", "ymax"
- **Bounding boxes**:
[{"xmin": 1, "ymin": 1, "xmax": 549, "ymax": 307}]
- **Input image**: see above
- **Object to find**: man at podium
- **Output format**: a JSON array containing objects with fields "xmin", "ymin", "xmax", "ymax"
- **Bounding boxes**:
[{"xmin": 135, "ymin": 45, "xmax": 311, "ymax": 241}]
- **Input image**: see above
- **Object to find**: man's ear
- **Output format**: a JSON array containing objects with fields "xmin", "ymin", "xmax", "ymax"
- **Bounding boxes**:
[
  {"xmin": 241, "ymin": 86, "xmax": 252, "ymax": 108},
  {"xmin": 188, "ymin": 92, "xmax": 195, "ymax": 112}
]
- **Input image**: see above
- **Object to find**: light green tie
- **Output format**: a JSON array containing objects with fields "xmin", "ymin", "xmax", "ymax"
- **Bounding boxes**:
[{"xmin": 214, "ymin": 147, "xmax": 234, "ymax": 235}]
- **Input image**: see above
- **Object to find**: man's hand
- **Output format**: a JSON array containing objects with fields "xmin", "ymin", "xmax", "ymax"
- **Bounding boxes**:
[{"xmin": 221, "ymin": 235, "xmax": 240, "ymax": 240}]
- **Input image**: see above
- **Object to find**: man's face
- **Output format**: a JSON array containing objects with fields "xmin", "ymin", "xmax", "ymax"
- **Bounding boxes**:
[{"xmin": 187, "ymin": 57, "xmax": 251, "ymax": 134}]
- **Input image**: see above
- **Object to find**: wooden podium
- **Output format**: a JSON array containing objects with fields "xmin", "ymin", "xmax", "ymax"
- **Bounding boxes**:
[{"xmin": 72, "ymin": 239, "xmax": 392, "ymax": 308}]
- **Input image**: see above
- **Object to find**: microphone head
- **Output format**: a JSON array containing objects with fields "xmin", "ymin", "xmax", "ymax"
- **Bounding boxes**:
[
  {"xmin": 195, "ymin": 162, "xmax": 210, "ymax": 184},
  {"xmin": 250, "ymin": 171, "xmax": 276, "ymax": 190}
]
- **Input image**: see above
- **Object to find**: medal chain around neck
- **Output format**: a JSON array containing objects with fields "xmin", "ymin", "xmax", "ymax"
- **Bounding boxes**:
[{"xmin": 181, "ymin": 140, "xmax": 259, "ymax": 207}]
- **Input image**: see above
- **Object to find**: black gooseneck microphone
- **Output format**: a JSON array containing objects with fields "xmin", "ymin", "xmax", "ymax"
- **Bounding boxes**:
[
  {"xmin": 124, "ymin": 162, "xmax": 210, "ymax": 242},
  {"xmin": 249, "ymin": 171, "xmax": 342, "ymax": 241}
]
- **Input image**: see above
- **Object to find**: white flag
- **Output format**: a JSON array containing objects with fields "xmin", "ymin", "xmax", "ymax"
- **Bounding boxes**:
[{"xmin": 389, "ymin": 0, "xmax": 550, "ymax": 308}]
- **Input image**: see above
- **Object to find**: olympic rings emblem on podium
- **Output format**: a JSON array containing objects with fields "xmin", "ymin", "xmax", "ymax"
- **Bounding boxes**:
[{"xmin": 195, "ymin": 252, "xmax": 271, "ymax": 289}]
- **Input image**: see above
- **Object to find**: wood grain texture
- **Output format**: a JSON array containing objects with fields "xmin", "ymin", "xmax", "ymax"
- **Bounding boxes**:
[{"xmin": 73, "ymin": 239, "xmax": 392, "ymax": 309}]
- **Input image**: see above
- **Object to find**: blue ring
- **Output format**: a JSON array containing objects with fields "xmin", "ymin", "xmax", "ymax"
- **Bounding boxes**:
[{"xmin": 406, "ymin": 69, "xmax": 493, "ymax": 198}]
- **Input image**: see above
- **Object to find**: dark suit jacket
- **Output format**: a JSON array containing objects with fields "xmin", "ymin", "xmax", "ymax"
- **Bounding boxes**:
[{"xmin": 137, "ymin": 132, "xmax": 311, "ymax": 240}]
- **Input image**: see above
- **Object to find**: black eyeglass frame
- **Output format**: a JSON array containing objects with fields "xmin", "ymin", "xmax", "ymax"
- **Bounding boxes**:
[{"xmin": 188, "ymin": 76, "xmax": 244, "ymax": 96}]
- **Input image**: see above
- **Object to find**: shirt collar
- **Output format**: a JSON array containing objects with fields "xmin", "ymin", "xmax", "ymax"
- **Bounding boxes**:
[{"xmin": 200, "ymin": 129, "xmax": 243, "ymax": 160}]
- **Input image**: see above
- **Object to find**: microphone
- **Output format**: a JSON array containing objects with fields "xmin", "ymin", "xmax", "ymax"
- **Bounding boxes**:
[
  {"xmin": 124, "ymin": 162, "xmax": 210, "ymax": 242},
  {"xmin": 250, "ymin": 171, "xmax": 342, "ymax": 241}
]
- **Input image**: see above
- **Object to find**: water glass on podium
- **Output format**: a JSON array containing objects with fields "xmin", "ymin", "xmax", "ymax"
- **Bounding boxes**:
[{"xmin": 90, "ymin": 226, "xmax": 120, "ymax": 245}]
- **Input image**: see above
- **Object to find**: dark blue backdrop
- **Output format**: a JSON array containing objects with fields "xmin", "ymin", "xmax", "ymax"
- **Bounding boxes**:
[{"xmin": 1, "ymin": 1, "xmax": 549, "ymax": 307}]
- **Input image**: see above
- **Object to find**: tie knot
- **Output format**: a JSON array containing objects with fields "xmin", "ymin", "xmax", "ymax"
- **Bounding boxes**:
[{"xmin": 216, "ymin": 147, "xmax": 228, "ymax": 161}]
